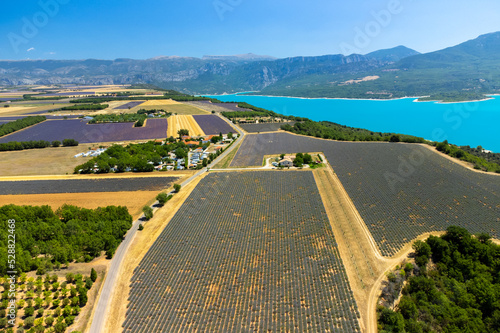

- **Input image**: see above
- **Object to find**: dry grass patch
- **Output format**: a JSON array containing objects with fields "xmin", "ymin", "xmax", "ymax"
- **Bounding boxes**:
[
  {"xmin": 0, "ymin": 146, "xmax": 93, "ymax": 176},
  {"xmin": 0, "ymin": 106, "xmax": 36, "ymax": 115},
  {"xmin": 0, "ymin": 191, "xmax": 159, "ymax": 219},
  {"xmin": 2, "ymin": 103, "xmax": 69, "ymax": 116},
  {"xmin": 140, "ymin": 99, "xmax": 181, "ymax": 106}
]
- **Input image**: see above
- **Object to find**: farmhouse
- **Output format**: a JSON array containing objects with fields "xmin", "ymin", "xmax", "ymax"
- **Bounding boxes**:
[{"xmin": 279, "ymin": 157, "xmax": 293, "ymax": 167}]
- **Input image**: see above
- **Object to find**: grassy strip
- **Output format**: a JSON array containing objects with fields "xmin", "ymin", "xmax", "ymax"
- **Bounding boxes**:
[{"xmin": 213, "ymin": 140, "xmax": 241, "ymax": 169}]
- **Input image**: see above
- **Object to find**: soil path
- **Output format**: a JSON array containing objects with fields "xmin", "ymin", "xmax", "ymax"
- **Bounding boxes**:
[{"xmin": 314, "ymin": 162, "xmax": 446, "ymax": 333}]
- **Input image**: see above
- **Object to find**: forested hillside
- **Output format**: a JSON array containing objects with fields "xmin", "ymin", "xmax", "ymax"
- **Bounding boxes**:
[{"xmin": 378, "ymin": 226, "xmax": 500, "ymax": 332}]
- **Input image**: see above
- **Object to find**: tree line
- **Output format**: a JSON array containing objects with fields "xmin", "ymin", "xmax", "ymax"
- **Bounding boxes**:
[
  {"xmin": 436, "ymin": 141, "xmax": 500, "ymax": 173},
  {"xmin": 57, "ymin": 104, "xmax": 108, "ymax": 111},
  {"xmin": 281, "ymin": 120, "xmax": 426, "ymax": 143},
  {"xmin": 0, "ymin": 139, "xmax": 78, "ymax": 152},
  {"xmin": 0, "ymin": 204, "xmax": 133, "ymax": 275},
  {"xmin": 0, "ymin": 116, "xmax": 46, "ymax": 138},
  {"xmin": 221, "ymin": 102, "xmax": 307, "ymax": 122}
]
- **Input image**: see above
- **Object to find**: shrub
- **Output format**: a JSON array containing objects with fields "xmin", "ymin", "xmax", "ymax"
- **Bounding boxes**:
[
  {"xmin": 54, "ymin": 322, "xmax": 67, "ymax": 333},
  {"xmin": 90, "ymin": 268, "xmax": 97, "ymax": 282},
  {"xmin": 24, "ymin": 316, "xmax": 35, "ymax": 328},
  {"xmin": 45, "ymin": 317, "xmax": 54, "ymax": 326},
  {"xmin": 156, "ymin": 193, "xmax": 169, "ymax": 206},
  {"xmin": 62, "ymin": 139, "xmax": 79, "ymax": 147},
  {"xmin": 142, "ymin": 206, "xmax": 153, "ymax": 221}
]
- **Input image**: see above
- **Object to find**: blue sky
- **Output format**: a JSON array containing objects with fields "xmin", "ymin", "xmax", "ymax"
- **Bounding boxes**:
[{"xmin": 2, "ymin": 0, "xmax": 500, "ymax": 60}]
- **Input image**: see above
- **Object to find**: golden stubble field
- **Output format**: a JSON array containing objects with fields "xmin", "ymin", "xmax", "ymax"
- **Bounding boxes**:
[
  {"xmin": 92, "ymin": 99, "xmax": 208, "ymax": 116},
  {"xmin": 139, "ymin": 101, "xmax": 208, "ymax": 115},
  {"xmin": 0, "ymin": 103, "xmax": 69, "ymax": 116},
  {"xmin": 166, "ymin": 115, "xmax": 206, "ymax": 137}
]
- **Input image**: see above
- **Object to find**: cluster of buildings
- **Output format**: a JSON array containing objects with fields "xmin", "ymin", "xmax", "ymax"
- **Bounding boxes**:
[
  {"xmin": 74, "ymin": 147, "xmax": 107, "ymax": 158},
  {"xmin": 188, "ymin": 147, "xmax": 210, "ymax": 168}
]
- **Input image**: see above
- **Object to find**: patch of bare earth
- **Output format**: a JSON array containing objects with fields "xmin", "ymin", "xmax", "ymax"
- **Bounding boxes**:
[
  {"xmin": 103, "ymin": 173, "xmax": 207, "ymax": 333},
  {"xmin": 0, "ymin": 146, "xmax": 93, "ymax": 176}
]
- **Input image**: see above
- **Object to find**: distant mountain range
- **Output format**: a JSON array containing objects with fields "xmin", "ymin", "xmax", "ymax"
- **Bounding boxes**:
[{"xmin": 1, "ymin": 32, "xmax": 499, "ymax": 100}]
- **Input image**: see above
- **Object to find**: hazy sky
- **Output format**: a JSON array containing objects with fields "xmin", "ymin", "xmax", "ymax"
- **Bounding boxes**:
[{"xmin": 2, "ymin": 0, "xmax": 500, "ymax": 60}]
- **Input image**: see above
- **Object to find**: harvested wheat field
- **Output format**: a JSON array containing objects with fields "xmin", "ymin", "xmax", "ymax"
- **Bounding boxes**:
[
  {"xmin": 167, "ymin": 115, "xmax": 205, "ymax": 137},
  {"xmin": 1, "ymin": 103, "xmax": 69, "ymax": 116},
  {"xmin": 0, "ymin": 191, "xmax": 159, "ymax": 219},
  {"xmin": 142, "ymin": 102, "xmax": 208, "ymax": 115},
  {"xmin": 141, "ymin": 99, "xmax": 181, "ymax": 106}
]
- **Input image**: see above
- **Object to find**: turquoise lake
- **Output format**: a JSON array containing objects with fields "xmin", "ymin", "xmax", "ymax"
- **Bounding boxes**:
[{"xmin": 204, "ymin": 94, "xmax": 500, "ymax": 153}]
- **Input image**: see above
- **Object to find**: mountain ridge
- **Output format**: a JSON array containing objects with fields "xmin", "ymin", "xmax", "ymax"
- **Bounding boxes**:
[{"xmin": 1, "ymin": 32, "xmax": 499, "ymax": 100}]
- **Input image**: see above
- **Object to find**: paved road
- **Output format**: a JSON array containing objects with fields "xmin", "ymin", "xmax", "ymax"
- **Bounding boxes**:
[{"xmin": 89, "ymin": 114, "xmax": 245, "ymax": 333}]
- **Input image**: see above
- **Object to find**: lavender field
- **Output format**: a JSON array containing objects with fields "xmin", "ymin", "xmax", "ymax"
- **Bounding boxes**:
[
  {"xmin": 0, "ymin": 118, "xmax": 168, "ymax": 144},
  {"xmin": 0, "ymin": 176, "xmax": 178, "ymax": 194},
  {"xmin": 123, "ymin": 171, "xmax": 361, "ymax": 332},
  {"xmin": 231, "ymin": 133, "xmax": 500, "ymax": 256},
  {"xmin": 193, "ymin": 114, "xmax": 235, "ymax": 135},
  {"xmin": 114, "ymin": 101, "xmax": 144, "ymax": 109}
]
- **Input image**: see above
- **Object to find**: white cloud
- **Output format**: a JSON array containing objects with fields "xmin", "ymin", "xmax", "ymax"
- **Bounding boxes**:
[{"xmin": 27, "ymin": 47, "xmax": 35, "ymax": 52}]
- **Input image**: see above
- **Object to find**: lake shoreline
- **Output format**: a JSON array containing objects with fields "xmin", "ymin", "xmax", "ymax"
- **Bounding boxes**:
[
  {"xmin": 208, "ymin": 92, "xmax": 496, "ymax": 104},
  {"xmin": 203, "ymin": 93, "xmax": 500, "ymax": 153}
]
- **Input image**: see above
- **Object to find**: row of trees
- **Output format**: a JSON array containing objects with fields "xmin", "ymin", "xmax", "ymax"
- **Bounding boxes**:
[
  {"xmin": 436, "ymin": 140, "xmax": 500, "ymax": 172},
  {"xmin": 0, "ymin": 204, "xmax": 133, "ymax": 275},
  {"xmin": 58, "ymin": 104, "xmax": 108, "ymax": 111},
  {"xmin": 281, "ymin": 120, "xmax": 426, "ymax": 143},
  {"xmin": 378, "ymin": 226, "xmax": 500, "ymax": 332},
  {"xmin": 0, "ymin": 139, "xmax": 78, "ymax": 152},
  {"xmin": 0, "ymin": 116, "xmax": 46, "ymax": 137}
]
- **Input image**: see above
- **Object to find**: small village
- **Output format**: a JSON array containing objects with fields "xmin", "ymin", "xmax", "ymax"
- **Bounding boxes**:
[{"xmin": 73, "ymin": 133, "xmax": 238, "ymax": 173}]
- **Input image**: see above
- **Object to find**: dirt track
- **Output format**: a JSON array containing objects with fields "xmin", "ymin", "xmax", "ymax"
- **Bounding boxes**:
[{"xmin": 314, "ymin": 162, "xmax": 460, "ymax": 333}]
